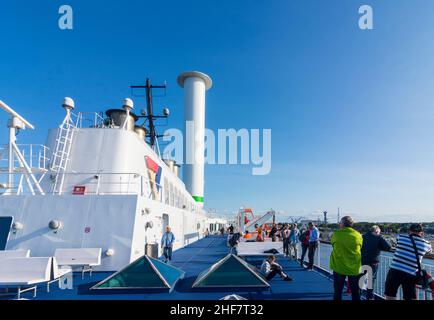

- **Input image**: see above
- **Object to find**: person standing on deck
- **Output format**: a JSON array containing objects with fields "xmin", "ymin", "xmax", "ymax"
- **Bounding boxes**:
[
  {"xmin": 227, "ymin": 226, "xmax": 241, "ymax": 255},
  {"xmin": 361, "ymin": 225, "xmax": 392, "ymax": 300},
  {"xmin": 289, "ymin": 223, "xmax": 300, "ymax": 260},
  {"xmin": 161, "ymin": 226, "xmax": 175, "ymax": 263},
  {"xmin": 330, "ymin": 216, "xmax": 363, "ymax": 301},
  {"xmin": 307, "ymin": 222, "xmax": 320, "ymax": 270},
  {"xmin": 256, "ymin": 225, "xmax": 265, "ymax": 242},
  {"xmin": 282, "ymin": 224, "xmax": 291, "ymax": 258},
  {"xmin": 269, "ymin": 223, "xmax": 278, "ymax": 242},
  {"xmin": 299, "ymin": 227, "xmax": 310, "ymax": 267},
  {"xmin": 384, "ymin": 224, "xmax": 432, "ymax": 300}
]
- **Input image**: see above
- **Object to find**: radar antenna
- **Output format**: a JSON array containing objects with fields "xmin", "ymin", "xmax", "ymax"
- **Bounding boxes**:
[{"xmin": 0, "ymin": 100, "xmax": 44, "ymax": 195}]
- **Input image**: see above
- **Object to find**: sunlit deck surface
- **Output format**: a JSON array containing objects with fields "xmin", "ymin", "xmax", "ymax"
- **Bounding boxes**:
[{"xmin": 11, "ymin": 236, "xmax": 344, "ymax": 300}]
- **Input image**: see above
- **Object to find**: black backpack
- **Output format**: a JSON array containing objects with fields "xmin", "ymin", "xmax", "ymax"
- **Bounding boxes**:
[
  {"xmin": 299, "ymin": 230, "xmax": 307, "ymax": 243},
  {"xmin": 229, "ymin": 233, "xmax": 240, "ymax": 247}
]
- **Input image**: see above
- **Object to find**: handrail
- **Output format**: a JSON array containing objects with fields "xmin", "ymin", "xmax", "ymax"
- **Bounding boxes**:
[
  {"xmin": 302, "ymin": 241, "xmax": 434, "ymax": 300},
  {"xmin": 0, "ymin": 144, "xmax": 50, "ymax": 171},
  {"xmin": 0, "ymin": 171, "xmax": 203, "ymax": 214},
  {"xmin": 319, "ymin": 239, "xmax": 434, "ymax": 260}
]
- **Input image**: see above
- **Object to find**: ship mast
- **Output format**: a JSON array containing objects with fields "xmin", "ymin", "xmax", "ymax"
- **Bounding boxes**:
[{"xmin": 131, "ymin": 78, "xmax": 169, "ymax": 153}]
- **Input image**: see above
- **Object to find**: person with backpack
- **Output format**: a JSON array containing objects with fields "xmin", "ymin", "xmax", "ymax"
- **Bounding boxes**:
[
  {"xmin": 227, "ymin": 226, "xmax": 241, "ymax": 255},
  {"xmin": 299, "ymin": 227, "xmax": 310, "ymax": 267},
  {"xmin": 385, "ymin": 224, "xmax": 432, "ymax": 300}
]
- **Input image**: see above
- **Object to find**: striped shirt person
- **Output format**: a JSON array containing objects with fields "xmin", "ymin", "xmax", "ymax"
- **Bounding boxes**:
[
  {"xmin": 385, "ymin": 224, "xmax": 432, "ymax": 300},
  {"xmin": 390, "ymin": 234, "xmax": 431, "ymax": 276}
]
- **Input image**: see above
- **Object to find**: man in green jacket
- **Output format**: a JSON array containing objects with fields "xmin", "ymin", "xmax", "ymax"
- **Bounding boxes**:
[{"xmin": 330, "ymin": 216, "xmax": 363, "ymax": 300}]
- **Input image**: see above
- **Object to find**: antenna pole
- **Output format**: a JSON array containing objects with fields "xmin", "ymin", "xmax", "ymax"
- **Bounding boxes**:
[
  {"xmin": 145, "ymin": 78, "xmax": 156, "ymax": 147},
  {"xmin": 131, "ymin": 79, "xmax": 166, "ymax": 150}
]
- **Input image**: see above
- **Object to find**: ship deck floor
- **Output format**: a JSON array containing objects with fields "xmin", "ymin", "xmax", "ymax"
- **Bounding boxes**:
[{"xmin": 8, "ymin": 236, "xmax": 345, "ymax": 300}]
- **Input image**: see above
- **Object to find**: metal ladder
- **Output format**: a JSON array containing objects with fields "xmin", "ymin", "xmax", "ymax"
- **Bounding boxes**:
[{"xmin": 50, "ymin": 115, "xmax": 76, "ymax": 194}]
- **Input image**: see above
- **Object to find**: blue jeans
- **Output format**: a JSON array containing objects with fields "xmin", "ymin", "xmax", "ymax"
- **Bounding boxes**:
[
  {"xmin": 163, "ymin": 246, "xmax": 173, "ymax": 261},
  {"xmin": 300, "ymin": 244, "xmax": 308, "ymax": 265},
  {"xmin": 283, "ymin": 239, "xmax": 290, "ymax": 256},
  {"xmin": 307, "ymin": 242, "xmax": 318, "ymax": 269},
  {"xmin": 229, "ymin": 246, "xmax": 238, "ymax": 255}
]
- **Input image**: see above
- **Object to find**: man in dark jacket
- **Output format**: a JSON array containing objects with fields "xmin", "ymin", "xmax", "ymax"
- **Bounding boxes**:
[
  {"xmin": 269, "ymin": 223, "xmax": 278, "ymax": 242},
  {"xmin": 299, "ymin": 228, "xmax": 310, "ymax": 267},
  {"xmin": 361, "ymin": 225, "xmax": 392, "ymax": 299}
]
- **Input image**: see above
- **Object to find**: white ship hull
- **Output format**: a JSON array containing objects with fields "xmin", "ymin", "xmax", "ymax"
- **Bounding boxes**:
[{"xmin": 0, "ymin": 193, "xmax": 209, "ymax": 271}]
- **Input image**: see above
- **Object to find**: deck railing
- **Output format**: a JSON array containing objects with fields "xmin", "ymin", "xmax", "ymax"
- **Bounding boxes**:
[
  {"xmin": 0, "ymin": 144, "xmax": 50, "ymax": 171},
  {"xmin": 0, "ymin": 170, "xmax": 202, "ymax": 213},
  {"xmin": 0, "ymin": 172, "xmax": 151, "ymax": 196},
  {"xmin": 72, "ymin": 112, "xmax": 105, "ymax": 128},
  {"xmin": 297, "ymin": 241, "xmax": 433, "ymax": 300}
]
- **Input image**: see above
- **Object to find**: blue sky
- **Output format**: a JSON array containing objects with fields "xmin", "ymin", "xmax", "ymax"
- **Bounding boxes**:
[{"xmin": 1, "ymin": 0, "xmax": 434, "ymax": 222}]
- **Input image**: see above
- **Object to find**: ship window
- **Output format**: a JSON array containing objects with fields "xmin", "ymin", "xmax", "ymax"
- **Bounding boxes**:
[
  {"xmin": 169, "ymin": 183, "xmax": 174, "ymax": 206},
  {"xmin": 176, "ymin": 189, "xmax": 180, "ymax": 208},
  {"xmin": 192, "ymin": 254, "xmax": 269, "ymax": 288},
  {"xmin": 173, "ymin": 185, "xmax": 176, "ymax": 207},
  {"xmin": 0, "ymin": 216, "xmax": 13, "ymax": 250},
  {"xmin": 91, "ymin": 255, "xmax": 184, "ymax": 290},
  {"xmin": 164, "ymin": 178, "xmax": 169, "ymax": 205}
]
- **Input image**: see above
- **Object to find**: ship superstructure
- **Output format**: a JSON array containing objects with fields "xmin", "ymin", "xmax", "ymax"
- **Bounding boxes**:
[{"xmin": 0, "ymin": 71, "xmax": 227, "ymax": 271}]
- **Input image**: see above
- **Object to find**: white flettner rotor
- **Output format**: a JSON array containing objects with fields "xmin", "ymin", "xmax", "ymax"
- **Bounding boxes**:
[{"xmin": 177, "ymin": 71, "xmax": 212, "ymax": 208}]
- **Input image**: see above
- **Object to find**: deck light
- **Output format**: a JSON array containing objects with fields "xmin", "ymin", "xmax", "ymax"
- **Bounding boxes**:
[
  {"xmin": 12, "ymin": 221, "xmax": 23, "ymax": 231},
  {"xmin": 49, "ymin": 220, "xmax": 62, "ymax": 230}
]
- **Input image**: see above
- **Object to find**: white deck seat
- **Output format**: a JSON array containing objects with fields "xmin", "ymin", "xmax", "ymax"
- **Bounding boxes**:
[
  {"xmin": 0, "ymin": 250, "xmax": 30, "ymax": 259},
  {"xmin": 54, "ymin": 248, "xmax": 101, "ymax": 279},
  {"xmin": 237, "ymin": 240, "xmax": 284, "ymax": 256},
  {"xmin": 0, "ymin": 257, "xmax": 51, "ymax": 299}
]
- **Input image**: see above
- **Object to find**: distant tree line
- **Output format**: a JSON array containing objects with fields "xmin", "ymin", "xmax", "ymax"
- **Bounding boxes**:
[{"xmin": 317, "ymin": 222, "xmax": 434, "ymax": 234}]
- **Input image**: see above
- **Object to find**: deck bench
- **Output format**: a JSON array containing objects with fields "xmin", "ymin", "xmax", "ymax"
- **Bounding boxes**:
[
  {"xmin": 54, "ymin": 248, "xmax": 101, "ymax": 279},
  {"xmin": 0, "ymin": 257, "xmax": 51, "ymax": 299}
]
